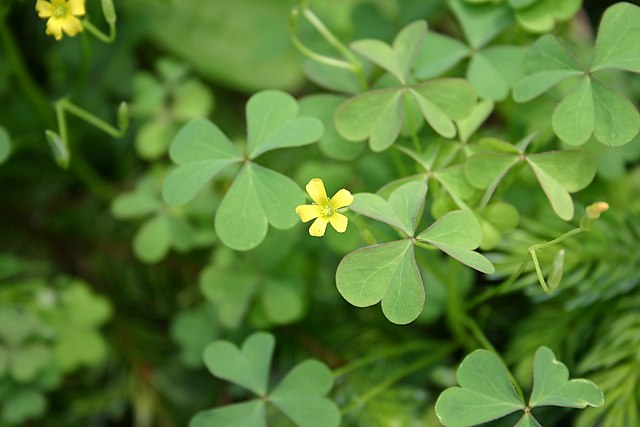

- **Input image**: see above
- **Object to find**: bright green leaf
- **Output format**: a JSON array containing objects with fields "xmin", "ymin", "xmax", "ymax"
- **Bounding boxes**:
[
  {"xmin": 527, "ymin": 150, "xmax": 596, "ymax": 192},
  {"xmin": 336, "ymin": 239, "xmax": 424, "ymax": 325},
  {"xmin": 529, "ymin": 346, "xmax": 604, "ymax": 408},
  {"xmin": 203, "ymin": 332, "xmax": 275, "ymax": 396},
  {"xmin": 591, "ymin": 79, "xmax": 640, "ymax": 146},
  {"xmin": 392, "ymin": 20, "xmax": 428, "ymax": 81},
  {"xmin": 468, "ymin": 52, "xmax": 511, "ymax": 101},
  {"xmin": 448, "ymin": 0, "xmax": 514, "ymax": 49},
  {"xmin": 464, "ymin": 152, "xmax": 519, "ymax": 190},
  {"xmin": 270, "ymin": 360, "xmax": 341, "ymax": 427},
  {"xmin": 133, "ymin": 215, "xmax": 172, "ymax": 263},
  {"xmin": 200, "ymin": 266, "xmax": 260, "ymax": 329},
  {"xmin": 412, "ymin": 79, "xmax": 477, "ymax": 121},
  {"xmin": 334, "ymin": 88, "xmax": 401, "ymax": 144},
  {"xmin": 261, "ymin": 278, "xmax": 305, "ymax": 325},
  {"xmin": 246, "ymin": 90, "xmax": 323, "ymax": 159},
  {"xmin": 190, "ymin": 401, "xmax": 266, "ymax": 427},
  {"xmin": 135, "ymin": 119, "xmax": 174, "ymax": 160},
  {"xmin": 551, "ymin": 78, "xmax": 595, "ymax": 146},
  {"xmin": 435, "ymin": 349, "xmax": 525, "ymax": 427},
  {"xmin": 527, "ymin": 160, "xmax": 574, "ymax": 220},
  {"xmin": 163, "ymin": 118, "xmax": 242, "ymax": 206},
  {"xmin": 456, "ymin": 99, "xmax": 494, "ymax": 143},
  {"xmin": 351, "ymin": 40, "xmax": 405, "ymax": 83},
  {"xmin": 173, "ymin": 79, "xmax": 215, "ymax": 122},
  {"xmin": 591, "ymin": 2, "xmax": 640, "ymax": 73},
  {"xmin": 515, "ymin": 413, "xmax": 542, "ymax": 427},
  {"xmin": 410, "ymin": 90, "xmax": 456, "ymax": 138},
  {"xmin": 414, "ymin": 32, "xmax": 470, "ymax": 79},
  {"xmin": 370, "ymin": 92, "xmax": 404, "ymax": 151}
]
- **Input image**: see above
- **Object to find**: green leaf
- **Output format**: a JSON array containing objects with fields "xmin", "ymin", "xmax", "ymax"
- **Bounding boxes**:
[
  {"xmin": 11, "ymin": 344, "xmax": 53, "ymax": 382},
  {"xmin": 551, "ymin": 78, "xmax": 594, "ymax": 146},
  {"xmin": 246, "ymin": 90, "xmax": 323, "ymax": 159},
  {"xmin": 591, "ymin": 79, "xmax": 640, "ymax": 146},
  {"xmin": 392, "ymin": 20, "xmax": 428, "ymax": 81},
  {"xmin": 260, "ymin": 278, "xmax": 305, "ymax": 325},
  {"xmin": 448, "ymin": 0, "xmax": 514, "ymax": 49},
  {"xmin": 410, "ymin": 90, "xmax": 456, "ymax": 138},
  {"xmin": 526, "ymin": 150, "xmax": 596, "ymax": 192},
  {"xmin": 111, "ymin": 189, "xmax": 159, "ymax": 219},
  {"xmin": 170, "ymin": 304, "xmax": 218, "ymax": 367},
  {"xmin": 370, "ymin": 92, "xmax": 404, "ymax": 151},
  {"xmin": 456, "ymin": 99, "xmax": 494, "ymax": 143},
  {"xmin": 515, "ymin": 413, "xmax": 542, "ymax": 427},
  {"xmin": 349, "ymin": 181, "xmax": 428, "ymax": 235},
  {"xmin": 351, "ymin": 40, "xmax": 405, "ymax": 83},
  {"xmin": 0, "ymin": 126, "xmax": 10, "ymax": 164},
  {"xmin": 299, "ymin": 95, "xmax": 364, "ymax": 161},
  {"xmin": 468, "ymin": 46, "xmax": 526, "ymax": 101},
  {"xmin": 513, "ymin": 35, "xmax": 583, "ymax": 102},
  {"xmin": 270, "ymin": 360, "xmax": 341, "ymax": 427},
  {"xmin": 435, "ymin": 349, "xmax": 525, "ymax": 427},
  {"xmin": 417, "ymin": 211, "xmax": 494, "ymax": 274},
  {"xmin": 592, "ymin": 2, "xmax": 640, "ymax": 73},
  {"xmin": 190, "ymin": 401, "xmax": 266, "ymax": 427},
  {"xmin": 414, "ymin": 32, "xmax": 470, "ymax": 79},
  {"xmin": 54, "ymin": 328, "xmax": 108, "ymax": 372},
  {"xmin": 464, "ymin": 152, "xmax": 519, "ymax": 190},
  {"xmin": 434, "ymin": 165, "xmax": 476, "ymax": 208},
  {"xmin": 303, "ymin": 61, "xmax": 362, "ymax": 95},
  {"xmin": 133, "ymin": 215, "xmax": 172, "ymax": 263},
  {"xmin": 1, "ymin": 390, "xmax": 47, "ymax": 425},
  {"xmin": 200, "ymin": 266, "xmax": 259, "ymax": 329},
  {"xmin": 527, "ymin": 160, "xmax": 574, "ymax": 220},
  {"xmin": 529, "ymin": 346, "xmax": 604, "ymax": 408},
  {"xmin": 135, "ymin": 119, "xmax": 174, "ymax": 160},
  {"xmin": 515, "ymin": 0, "xmax": 582, "ymax": 33},
  {"xmin": 336, "ymin": 239, "xmax": 424, "ymax": 325},
  {"xmin": 173, "ymin": 78, "xmax": 215, "ymax": 122},
  {"xmin": 163, "ymin": 118, "xmax": 242, "ymax": 206},
  {"xmin": 215, "ymin": 163, "xmax": 304, "ymax": 251},
  {"xmin": 203, "ymin": 332, "xmax": 275, "ymax": 396},
  {"xmin": 334, "ymin": 88, "xmax": 403, "ymax": 150},
  {"xmin": 412, "ymin": 79, "xmax": 477, "ymax": 122}
]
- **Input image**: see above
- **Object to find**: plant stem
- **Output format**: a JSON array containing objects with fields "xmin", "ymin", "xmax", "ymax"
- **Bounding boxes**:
[
  {"xmin": 333, "ymin": 340, "xmax": 443, "ymax": 377},
  {"xmin": 58, "ymin": 99, "xmax": 124, "ymax": 138},
  {"xmin": 340, "ymin": 348, "xmax": 452, "ymax": 415},
  {"xmin": 82, "ymin": 19, "xmax": 116, "ymax": 44},
  {"xmin": 0, "ymin": 13, "xmax": 54, "ymax": 125}
]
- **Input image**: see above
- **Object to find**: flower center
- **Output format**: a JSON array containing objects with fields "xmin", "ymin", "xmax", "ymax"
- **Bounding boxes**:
[
  {"xmin": 320, "ymin": 205, "xmax": 334, "ymax": 218},
  {"xmin": 53, "ymin": 4, "xmax": 68, "ymax": 17}
]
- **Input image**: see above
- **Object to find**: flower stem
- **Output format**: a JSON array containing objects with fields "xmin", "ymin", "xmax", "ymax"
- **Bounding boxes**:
[
  {"xmin": 82, "ymin": 18, "xmax": 116, "ymax": 44},
  {"xmin": 57, "ymin": 99, "xmax": 124, "ymax": 138}
]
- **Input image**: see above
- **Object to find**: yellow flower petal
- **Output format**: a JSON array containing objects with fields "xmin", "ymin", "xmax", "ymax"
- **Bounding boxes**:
[
  {"xmin": 67, "ymin": 0, "xmax": 86, "ymax": 16},
  {"xmin": 330, "ymin": 189, "xmax": 354, "ymax": 209},
  {"xmin": 329, "ymin": 212, "xmax": 348, "ymax": 233},
  {"xmin": 306, "ymin": 178, "xmax": 329, "ymax": 205},
  {"xmin": 46, "ymin": 18, "xmax": 64, "ymax": 40},
  {"xmin": 309, "ymin": 217, "xmax": 329, "ymax": 237},
  {"xmin": 36, "ymin": 0, "xmax": 53, "ymax": 18},
  {"xmin": 61, "ymin": 15, "xmax": 83, "ymax": 37},
  {"xmin": 295, "ymin": 205, "xmax": 321, "ymax": 223}
]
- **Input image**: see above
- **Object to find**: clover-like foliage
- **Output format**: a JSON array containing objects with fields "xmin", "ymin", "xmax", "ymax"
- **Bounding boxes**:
[
  {"xmin": 191, "ymin": 332, "xmax": 340, "ymax": 427},
  {"xmin": 162, "ymin": 90, "xmax": 323, "ymax": 250},
  {"xmin": 514, "ymin": 2, "xmax": 640, "ymax": 146},
  {"xmin": 336, "ymin": 181, "xmax": 494, "ymax": 325},
  {"xmin": 435, "ymin": 346, "xmax": 604, "ymax": 426}
]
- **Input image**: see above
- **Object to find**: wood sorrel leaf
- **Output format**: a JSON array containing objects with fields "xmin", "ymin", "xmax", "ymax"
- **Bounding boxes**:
[
  {"xmin": 349, "ymin": 181, "xmax": 428, "ymax": 236},
  {"xmin": 551, "ymin": 78, "xmax": 594, "ymax": 146},
  {"xmin": 448, "ymin": 0, "xmax": 514, "ymax": 49},
  {"xmin": 246, "ymin": 90, "xmax": 323, "ymax": 159},
  {"xmin": 591, "ymin": 2, "xmax": 640, "ymax": 73},
  {"xmin": 591, "ymin": 79, "xmax": 640, "ymax": 147},
  {"xmin": 270, "ymin": 360, "xmax": 340, "ymax": 427},
  {"xmin": 336, "ymin": 239, "xmax": 424, "ymax": 325},
  {"xmin": 133, "ymin": 215, "xmax": 171, "ymax": 264},
  {"xmin": 411, "ymin": 79, "xmax": 477, "ymax": 122},
  {"xmin": 215, "ymin": 163, "xmax": 304, "ymax": 251},
  {"xmin": 414, "ymin": 32, "xmax": 470, "ymax": 79},
  {"xmin": 529, "ymin": 346, "xmax": 604, "ymax": 408},
  {"xmin": 417, "ymin": 210, "xmax": 495, "ymax": 274},
  {"xmin": 514, "ymin": 413, "xmax": 542, "ymax": 427},
  {"xmin": 203, "ymin": 332, "xmax": 275, "ymax": 396},
  {"xmin": 163, "ymin": 118, "xmax": 242, "ymax": 206},
  {"xmin": 190, "ymin": 401, "xmax": 266, "ymax": 427},
  {"xmin": 435, "ymin": 349, "xmax": 525, "ymax": 427}
]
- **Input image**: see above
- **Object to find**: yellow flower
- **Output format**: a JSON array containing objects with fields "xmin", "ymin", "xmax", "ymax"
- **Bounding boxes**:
[
  {"xmin": 36, "ymin": 0, "xmax": 86, "ymax": 41},
  {"xmin": 295, "ymin": 178, "xmax": 353, "ymax": 237}
]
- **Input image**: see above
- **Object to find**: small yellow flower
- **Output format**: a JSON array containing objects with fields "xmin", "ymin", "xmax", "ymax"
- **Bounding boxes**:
[
  {"xmin": 295, "ymin": 178, "xmax": 354, "ymax": 237},
  {"xmin": 36, "ymin": 0, "xmax": 86, "ymax": 41}
]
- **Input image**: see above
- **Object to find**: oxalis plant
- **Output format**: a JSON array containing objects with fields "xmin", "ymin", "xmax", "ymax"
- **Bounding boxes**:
[{"xmin": 1, "ymin": 0, "xmax": 640, "ymax": 426}]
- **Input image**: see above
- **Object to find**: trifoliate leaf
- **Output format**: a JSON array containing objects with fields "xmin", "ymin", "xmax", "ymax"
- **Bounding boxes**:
[
  {"xmin": 203, "ymin": 332, "xmax": 274, "ymax": 396},
  {"xmin": 246, "ymin": 90, "xmax": 323, "ymax": 159},
  {"xmin": 448, "ymin": 0, "xmax": 514, "ymax": 49},
  {"xmin": 529, "ymin": 346, "xmax": 604, "ymax": 408},
  {"xmin": 417, "ymin": 210, "xmax": 494, "ymax": 273},
  {"xmin": 435, "ymin": 349, "xmax": 525, "ymax": 427},
  {"xmin": 336, "ymin": 239, "xmax": 424, "ymax": 325},
  {"xmin": 163, "ymin": 118, "xmax": 242, "ymax": 206}
]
